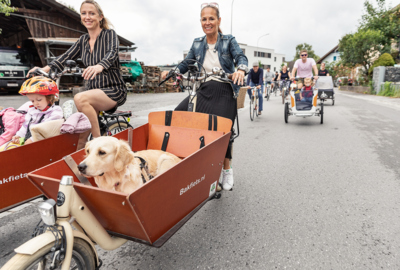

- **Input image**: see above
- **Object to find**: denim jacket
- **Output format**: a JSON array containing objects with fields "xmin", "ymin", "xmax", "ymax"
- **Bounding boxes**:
[{"xmin": 177, "ymin": 33, "xmax": 248, "ymax": 95}]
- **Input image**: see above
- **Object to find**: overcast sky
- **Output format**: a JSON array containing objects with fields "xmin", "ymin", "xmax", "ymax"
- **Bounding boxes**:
[{"xmin": 65, "ymin": 0, "xmax": 398, "ymax": 65}]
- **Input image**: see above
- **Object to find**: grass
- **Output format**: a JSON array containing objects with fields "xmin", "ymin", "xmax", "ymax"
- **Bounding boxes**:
[{"xmin": 378, "ymin": 82, "xmax": 400, "ymax": 97}]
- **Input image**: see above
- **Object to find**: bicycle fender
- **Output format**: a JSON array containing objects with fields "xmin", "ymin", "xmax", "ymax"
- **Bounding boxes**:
[{"xmin": 13, "ymin": 230, "xmax": 99, "ymax": 265}]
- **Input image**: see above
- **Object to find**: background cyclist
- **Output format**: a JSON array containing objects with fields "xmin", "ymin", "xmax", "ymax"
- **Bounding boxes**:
[
  {"xmin": 291, "ymin": 49, "xmax": 319, "ymax": 89},
  {"xmin": 263, "ymin": 67, "xmax": 274, "ymax": 98},
  {"xmin": 247, "ymin": 62, "xmax": 264, "ymax": 115},
  {"xmin": 277, "ymin": 65, "xmax": 290, "ymax": 96},
  {"xmin": 318, "ymin": 62, "xmax": 330, "ymax": 76}
]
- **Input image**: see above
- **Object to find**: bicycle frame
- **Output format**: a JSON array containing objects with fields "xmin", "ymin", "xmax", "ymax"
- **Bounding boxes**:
[{"xmin": 14, "ymin": 176, "xmax": 127, "ymax": 269}]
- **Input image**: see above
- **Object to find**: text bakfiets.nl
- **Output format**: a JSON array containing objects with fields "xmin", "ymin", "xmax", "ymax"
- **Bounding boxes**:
[
  {"xmin": 180, "ymin": 174, "xmax": 206, "ymax": 195},
  {"xmin": 0, "ymin": 173, "xmax": 28, "ymax": 185}
]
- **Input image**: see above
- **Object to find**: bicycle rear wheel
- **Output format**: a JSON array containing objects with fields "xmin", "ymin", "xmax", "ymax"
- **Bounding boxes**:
[{"xmin": 106, "ymin": 120, "xmax": 132, "ymax": 136}]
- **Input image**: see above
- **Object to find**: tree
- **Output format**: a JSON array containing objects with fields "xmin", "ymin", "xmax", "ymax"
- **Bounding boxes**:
[
  {"xmin": 0, "ymin": 0, "xmax": 17, "ymax": 34},
  {"xmin": 294, "ymin": 43, "xmax": 320, "ymax": 61},
  {"xmin": 368, "ymin": 52, "xmax": 395, "ymax": 73},
  {"xmin": 338, "ymin": 29, "xmax": 382, "ymax": 76},
  {"xmin": 360, "ymin": 0, "xmax": 400, "ymax": 53}
]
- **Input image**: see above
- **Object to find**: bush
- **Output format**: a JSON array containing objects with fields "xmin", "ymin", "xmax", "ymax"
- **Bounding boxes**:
[
  {"xmin": 378, "ymin": 81, "xmax": 400, "ymax": 97},
  {"xmin": 369, "ymin": 53, "xmax": 395, "ymax": 74}
]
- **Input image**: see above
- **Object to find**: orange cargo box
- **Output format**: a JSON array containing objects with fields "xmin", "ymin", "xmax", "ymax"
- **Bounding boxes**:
[
  {"xmin": 0, "ymin": 133, "xmax": 80, "ymax": 212},
  {"xmin": 27, "ymin": 111, "xmax": 232, "ymax": 247}
]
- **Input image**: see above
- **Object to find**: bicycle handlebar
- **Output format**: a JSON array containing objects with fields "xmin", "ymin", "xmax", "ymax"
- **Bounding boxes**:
[{"xmin": 159, "ymin": 67, "xmax": 233, "ymax": 87}]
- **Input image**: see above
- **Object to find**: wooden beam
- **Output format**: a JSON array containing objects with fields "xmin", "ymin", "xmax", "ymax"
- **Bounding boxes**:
[{"xmin": 16, "ymin": 8, "xmax": 57, "ymax": 16}]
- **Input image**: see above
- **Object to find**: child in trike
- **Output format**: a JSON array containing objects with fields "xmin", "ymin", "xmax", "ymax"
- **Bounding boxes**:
[{"xmin": 284, "ymin": 77, "xmax": 324, "ymax": 124}]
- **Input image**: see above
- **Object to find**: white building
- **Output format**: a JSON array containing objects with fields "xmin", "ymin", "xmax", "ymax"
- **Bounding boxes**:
[
  {"xmin": 317, "ymin": 45, "xmax": 340, "ymax": 64},
  {"xmin": 183, "ymin": 43, "xmax": 286, "ymax": 72},
  {"xmin": 238, "ymin": 43, "xmax": 285, "ymax": 72}
]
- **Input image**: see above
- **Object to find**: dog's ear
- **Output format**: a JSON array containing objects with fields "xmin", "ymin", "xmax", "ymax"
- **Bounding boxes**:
[
  {"xmin": 114, "ymin": 140, "xmax": 133, "ymax": 172},
  {"xmin": 84, "ymin": 141, "xmax": 92, "ymax": 156}
]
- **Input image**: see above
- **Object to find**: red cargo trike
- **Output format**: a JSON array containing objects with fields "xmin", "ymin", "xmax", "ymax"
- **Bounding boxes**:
[{"xmin": 1, "ymin": 110, "xmax": 232, "ymax": 270}]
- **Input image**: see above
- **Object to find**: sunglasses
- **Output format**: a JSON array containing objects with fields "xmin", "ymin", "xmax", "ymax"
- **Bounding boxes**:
[
  {"xmin": 301, "ymin": 54, "xmax": 308, "ymax": 57},
  {"xmin": 201, "ymin": 2, "xmax": 219, "ymax": 10}
]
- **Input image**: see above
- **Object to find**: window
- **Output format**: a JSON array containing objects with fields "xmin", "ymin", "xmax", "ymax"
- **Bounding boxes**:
[
  {"xmin": 253, "ymin": 51, "xmax": 271, "ymax": 58},
  {"xmin": 183, "ymin": 53, "xmax": 188, "ymax": 59},
  {"xmin": 274, "ymin": 57, "xmax": 276, "ymax": 62},
  {"xmin": 283, "ymin": 57, "xmax": 285, "ymax": 62},
  {"xmin": 241, "ymin": 49, "xmax": 246, "ymax": 55},
  {"xmin": 333, "ymin": 56, "xmax": 337, "ymax": 61},
  {"xmin": 274, "ymin": 67, "xmax": 276, "ymax": 71}
]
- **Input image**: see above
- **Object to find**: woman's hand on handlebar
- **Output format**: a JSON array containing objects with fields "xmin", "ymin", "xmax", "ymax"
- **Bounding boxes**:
[
  {"xmin": 232, "ymin": 70, "xmax": 245, "ymax": 85},
  {"xmin": 27, "ymin": 66, "xmax": 50, "ymax": 77},
  {"xmin": 82, "ymin": 64, "xmax": 104, "ymax": 80},
  {"xmin": 161, "ymin": 71, "xmax": 169, "ymax": 80}
]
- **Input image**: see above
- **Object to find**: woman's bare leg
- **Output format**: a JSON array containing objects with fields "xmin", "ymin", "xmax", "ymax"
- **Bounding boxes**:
[
  {"xmin": 223, "ymin": 158, "xmax": 230, "ymax": 170},
  {"xmin": 74, "ymin": 89, "xmax": 117, "ymax": 149}
]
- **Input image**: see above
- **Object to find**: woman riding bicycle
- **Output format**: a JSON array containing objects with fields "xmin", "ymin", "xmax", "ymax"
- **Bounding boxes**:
[
  {"xmin": 27, "ymin": 0, "xmax": 127, "ymax": 149},
  {"xmin": 161, "ymin": 2, "xmax": 248, "ymax": 191},
  {"xmin": 277, "ymin": 65, "xmax": 290, "ymax": 97}
]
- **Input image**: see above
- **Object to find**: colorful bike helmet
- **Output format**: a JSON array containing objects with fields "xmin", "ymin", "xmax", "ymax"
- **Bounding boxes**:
[{"xmin": 19, "ymin": 76, "xmax": 59, "ymax": 96}]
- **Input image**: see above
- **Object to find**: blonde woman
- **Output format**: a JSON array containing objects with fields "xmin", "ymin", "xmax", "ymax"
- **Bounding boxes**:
[
  {"xmin": 27, "ymin": 0, "xmax": 127, "ymax": 149},
  {"xmin": 162, "ymin": 3, "xmax": 248, "ymax": 191}
]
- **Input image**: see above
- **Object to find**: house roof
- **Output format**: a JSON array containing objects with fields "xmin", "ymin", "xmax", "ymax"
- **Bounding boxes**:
[{"xmin": 317, "ymin": 45, "xmax": 338, "ymax": 64}]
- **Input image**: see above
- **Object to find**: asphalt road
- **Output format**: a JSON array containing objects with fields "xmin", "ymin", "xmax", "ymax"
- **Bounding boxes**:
[{"xmin": 1, "ymin": 90, "xmax": 400, "ymax": 269}]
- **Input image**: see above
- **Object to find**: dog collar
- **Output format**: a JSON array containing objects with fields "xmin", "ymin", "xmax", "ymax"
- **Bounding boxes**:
[{"xmin": 134, "ymin": 156, "xmax": 153, "ymax": 184}]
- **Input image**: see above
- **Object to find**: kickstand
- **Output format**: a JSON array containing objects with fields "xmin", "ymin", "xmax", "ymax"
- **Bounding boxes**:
[{"xmin": 210, "ymin": 192, "xmax": 222, "ymax": 200}]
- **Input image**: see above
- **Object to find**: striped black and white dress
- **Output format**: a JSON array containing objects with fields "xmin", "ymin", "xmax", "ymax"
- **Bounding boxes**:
[{"xmin": 49, "ymin": 29, "xmax": 127, "ymax": 112}]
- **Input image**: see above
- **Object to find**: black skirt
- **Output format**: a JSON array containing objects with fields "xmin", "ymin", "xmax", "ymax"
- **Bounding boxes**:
[{"xmin": 175, "ymin": 80, "xmax": 236, "ymax": 159}]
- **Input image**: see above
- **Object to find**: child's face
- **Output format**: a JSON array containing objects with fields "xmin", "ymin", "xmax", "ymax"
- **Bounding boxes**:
[
  {"xmin": 26, "ymin": 93, "xmax": 48, "ymax": 111},
  {"xmin": 304, "ymin": 78, "xmax": 312, "ymax": 86}
]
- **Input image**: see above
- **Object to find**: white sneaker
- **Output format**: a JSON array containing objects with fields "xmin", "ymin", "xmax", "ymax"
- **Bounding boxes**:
[{"xmin": 222, "ymin": 168, "xmax": 234, "ymax": 191}]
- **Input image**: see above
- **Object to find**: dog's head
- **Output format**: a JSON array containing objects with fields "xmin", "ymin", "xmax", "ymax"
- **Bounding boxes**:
[{"xmin": 78, "ymin": 137, "xmax": 133, "ymax": 177}]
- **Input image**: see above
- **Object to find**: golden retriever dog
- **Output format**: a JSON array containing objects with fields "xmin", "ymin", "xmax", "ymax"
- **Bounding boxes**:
[{"xmin": 77, "ymin": 137, "xmax": 181, "ymax": 194}]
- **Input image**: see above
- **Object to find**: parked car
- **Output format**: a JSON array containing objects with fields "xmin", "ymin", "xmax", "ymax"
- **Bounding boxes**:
[{"xmin": 334, "ymin": 76, "xmax": 348, "ymax": 87}]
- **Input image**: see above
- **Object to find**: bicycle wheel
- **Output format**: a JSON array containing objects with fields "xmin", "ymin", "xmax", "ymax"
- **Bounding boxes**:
[
  {"xmin": 249, "ymin": 98, "xmax": 254, "ymax": 121},
  {"xmin": 255, "ymin": 97, "xmax": 259, "ymax": 117},
  {"xmin": 266, "ymin": 87, "xmax": 270, "ymax": 101},
  {"xmin": 106, "ymin": 120, "xmax": 132, "ymax": 136},
  {"xmin": 282, "ymin": 90, "xmax": 285, "ymax": 104},
  {"xmin": 284, "ymin": 102, "xmax": 289, "ymax": 123},
  {"xmin": 274, "ymin": 85, "xmax": 277, "ymax": 96},
  {"xmin": 320, "ymin": 102, "xmax": 324, "ymax": 124},
  {"xmin": 2, "ymin": 238, "xmax": 96, "ymax": 270}
]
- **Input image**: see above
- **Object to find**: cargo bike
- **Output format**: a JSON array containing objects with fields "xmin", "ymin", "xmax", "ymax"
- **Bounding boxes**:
[
  {"xmin": 0, "ymin": 62, "xmax": 132, "ymax": 213},
  {"xmin": 2, "ymin": 63, "xmax": 236, "ymax": 269},
  {"xmin": 284, "ymin": 77, "xmax": 324, "ymax": 124},
  {"xmin": 316, "ymin": 76, "xmax": 335, "ymax": 105}
]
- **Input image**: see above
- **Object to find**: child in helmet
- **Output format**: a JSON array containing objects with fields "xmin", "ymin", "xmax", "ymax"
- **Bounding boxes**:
[{"xmin": 11, "ymin": 76, "xmax": 63, "ymax": 145}]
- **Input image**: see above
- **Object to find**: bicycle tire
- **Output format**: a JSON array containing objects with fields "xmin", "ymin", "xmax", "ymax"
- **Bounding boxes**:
[
  {"xmin": 249, "ymin": 99, "xmax": 254, "ymax": 121},
  {"xmin": 284, "ymin": 102, "xmax": 289, "ymax": 123},
  {"xmin": 320, "ymin": 102, "xmax": 324, "ymax": 124},
  {"xmin": 2, "ymin": 238, "xmax": 96, "ymax": 270},
  {"xmin": 255, "ymin": 97, "xmax": 259, "ymax": 117},
  {"xmin": 106, "ymin": 120, "xmax": 132, "ymax": 136}
]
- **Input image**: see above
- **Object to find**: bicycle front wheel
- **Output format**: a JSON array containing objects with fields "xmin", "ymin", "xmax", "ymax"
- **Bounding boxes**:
[
  {"xmin": 255, "ymin": 97, "xmax": 259, "ymax": 117},
  {"xmin": 2, "ymin": 238, "xmax": 96, "ymax": 270},
  {"xmin": 249, "ymin": 99, "xmax": 254, "ymax": 121}
]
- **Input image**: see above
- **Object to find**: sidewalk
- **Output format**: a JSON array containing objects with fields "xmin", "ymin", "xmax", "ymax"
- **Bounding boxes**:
[{"xmin": 338, "ymin": 89, "xmax": 400, "ymax": 111}]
